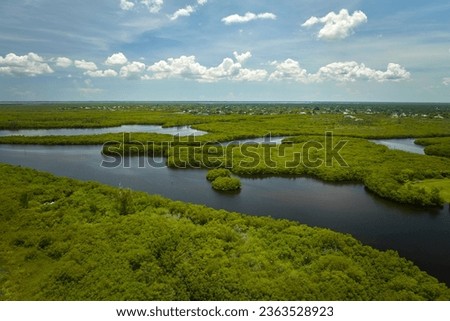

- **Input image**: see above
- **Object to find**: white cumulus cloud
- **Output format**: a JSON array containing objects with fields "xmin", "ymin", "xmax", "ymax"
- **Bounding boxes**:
[
  {"xmin": 120, "ymin": 0, "xmax": 135, "ymax": 11},
  {"xmin": 203, "ymin": 57, "xmax": 242, "ymax": 81},
  {"xmin": 302, "ymin": 9, "xmax": 367, "ymax": 40},
  {"xmin": 234, "ymin": 68, "xmax": 268, "ymax": 82},
  {"xmin": 119, "ymin": 0, "xmax": 163, "ymax": 13},
  {"xmin": 233, "ymin": 51, "xmax": 252, "ymax": 64},
  {"xmin": 170, "ymin": 5, "xmax": 195, "ymax": 21},
  {"xmin": 269, "ymin": 59, "xmax": 410, "ymax": 83},
  {"xmin": 443, "ymin": 77, "xmax": 450, "ymax": 86},
  {"xmin": 316, "ymin": 62, "xmax": 410, "ymax": 82},
  {"xmin": 148, "ymin": 55, "xmax": 207, "ymax": 80},
  {"xmin": 120, "ymin": 61, "xmax": 146, "ymax": 78},
  {"xmin": 378, "ymin": 63, "xmax": 411, "ymax": 82},
  {"xmin": 55, "ymin": 57, "xmax": 72, "ymax": 68},
  {"xmin": 169, "ymin": 0, "xmax": 208, "ymax": 21},
  {"xmin": 147, "ymin": 52, "xmax": 266, "ymax": 82},
  {"xmin": 74, "ymin": 59, "xmax": 98, "ymax": 71},
  {"xmin": 222, "ymin": 12, "xmax": 277, "ymax": 25},
  {"xmin": 105, "ymin": 52, "xmax": 128, "ymax": 66},
  {"xmin": 269, "ymin": 59, "xmax": 309, "ymax": 82},
  {"xmin": 0, "ymin": 52, "xmax": 53, "ymax": 76},
  {"xmin": 0, "ymin": 51, "xmax": 410, "ymax": 86}
]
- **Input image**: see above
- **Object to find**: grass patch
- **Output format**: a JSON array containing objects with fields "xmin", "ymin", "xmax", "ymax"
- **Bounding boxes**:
[{"xmin": 412, "ymin": 179, "xmax": 450, "ymax": 203}]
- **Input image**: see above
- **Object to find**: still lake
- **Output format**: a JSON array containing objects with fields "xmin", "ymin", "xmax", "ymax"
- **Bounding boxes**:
[{"xmin": 0, "ymin": 140, "xmax": 449, "ymax": 286}]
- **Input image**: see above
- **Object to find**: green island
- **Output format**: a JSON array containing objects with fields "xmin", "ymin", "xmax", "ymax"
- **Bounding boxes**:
[
  {"xmin": 206, "ymin": 169, "xmax": 241, "ymax": 191},
  {"xmin": 0, "ymin": 102, "xmax": 450, "ymax": 300}
]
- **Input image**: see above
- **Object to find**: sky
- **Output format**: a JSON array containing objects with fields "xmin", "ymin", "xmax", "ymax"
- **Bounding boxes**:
[{"xmin": 0, "ymin": 0, "xmax": 449, "ymax": 102}]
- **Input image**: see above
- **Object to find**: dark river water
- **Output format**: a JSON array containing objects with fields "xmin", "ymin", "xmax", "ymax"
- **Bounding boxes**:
[{"xmin": 0, "ymin": 142, "xmax": 449, "ymax": 286}]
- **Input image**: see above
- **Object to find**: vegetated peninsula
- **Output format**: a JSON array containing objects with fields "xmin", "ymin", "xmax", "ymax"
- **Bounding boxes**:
[{"xmin": 0, "ymin": 163, "xmax": 449, "ymax": 300}]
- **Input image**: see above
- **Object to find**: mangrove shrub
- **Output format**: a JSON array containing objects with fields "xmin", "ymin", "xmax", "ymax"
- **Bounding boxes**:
[
  {"xmin": 206, "ymin": 168, "xmax": 231, "ymax": 181},
  {"xmin": 211, "ymin": 176, "xmax": 241, "ymax": 191}
]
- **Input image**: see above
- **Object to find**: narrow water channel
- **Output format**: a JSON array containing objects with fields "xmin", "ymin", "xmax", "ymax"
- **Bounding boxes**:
[
  {"xmin": 370, "ymin": 138, "xmax": 425, "ymax": 155},
  {"xmin": 0, "ymin": 125, "xmax": 207, "ymax": 137}
]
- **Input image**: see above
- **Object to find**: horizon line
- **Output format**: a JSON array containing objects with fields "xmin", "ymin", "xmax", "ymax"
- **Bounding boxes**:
[{"xmin": 0, "ymin": 100, "xmax": 449, "ymax": 105}]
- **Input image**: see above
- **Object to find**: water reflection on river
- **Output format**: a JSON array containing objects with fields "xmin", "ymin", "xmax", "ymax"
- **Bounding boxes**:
[
  {"xmin": 370, "ymin": 138, "xmax": 425, "ymax": 155},
  {"xmin": 0, "ymin": 125, "xmax": 207, "ymax": 137},
  {"xmin": 0, "ymin": 144, "xmax": 448, "ymax": 286}
]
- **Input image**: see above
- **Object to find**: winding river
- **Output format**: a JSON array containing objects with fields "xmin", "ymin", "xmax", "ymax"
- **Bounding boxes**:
[{"xmin": 0, "ymin": 130, "xmax": 448, "ymax": 285}]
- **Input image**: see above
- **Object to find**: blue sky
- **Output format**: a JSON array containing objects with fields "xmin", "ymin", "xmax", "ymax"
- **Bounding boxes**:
[{"xmin": 0, "ymin": 0, "xmax": 449, "ymax": 102}]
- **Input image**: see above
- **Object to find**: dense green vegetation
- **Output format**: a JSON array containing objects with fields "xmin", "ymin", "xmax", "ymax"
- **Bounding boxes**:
[
  {"xmin": 206, "ymin": 168, "xmax": 232, "ymax": 181},
  {"xmin": 412, "ymin": 179, "xmax": 450, "ymax": 203},
  {"xmin": 415, "ymin": 137, "xmax": 450, "ymax": 158},
  {"xmin": 0, "ymin": 163, "xmax": 449, "ymax": 300},
  {"xmin": 206, "ymin": 169, "xmax": 241, "ymax": 191},
  {"xmin": 211, "ymin": 177, "xmax": 241, "ymax": 191},
  {"xmin": 1, "ymin": 103, "xmax": 449, "ymax": 144},
  {"xmin": 0, "ymin": 103, "xmax": 198, "ymax": 129}
]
